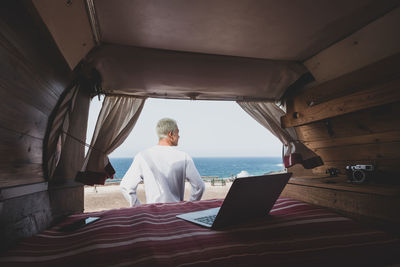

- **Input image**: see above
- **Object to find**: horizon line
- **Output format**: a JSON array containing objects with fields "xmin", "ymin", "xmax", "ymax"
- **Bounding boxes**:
[{"xmin": 110, "ymin": 155, "xmax": 282, "ymax": 159}]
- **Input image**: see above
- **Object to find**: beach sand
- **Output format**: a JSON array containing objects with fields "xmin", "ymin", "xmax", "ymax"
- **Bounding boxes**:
[{"xmin": 84, "ymin": 181, "xmax": 232, "ymax": 212}]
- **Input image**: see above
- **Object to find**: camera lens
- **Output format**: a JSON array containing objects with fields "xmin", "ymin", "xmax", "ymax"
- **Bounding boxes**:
[{"xmin": 352, "ymin": 170, "xmax": 366, "ymax": 183}]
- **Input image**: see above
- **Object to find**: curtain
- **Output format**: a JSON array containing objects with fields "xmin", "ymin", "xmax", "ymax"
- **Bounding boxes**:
[
  {"xmin": 237, "ymin": 101, "xmax": 323, "ymax": 169},
  {"xmin": 45, "ymin": 84, "xmax": 80, "ymax": 181},
  {"xmin": 76, "ymin": 96, "xmax": 146, "ymax": 185}
]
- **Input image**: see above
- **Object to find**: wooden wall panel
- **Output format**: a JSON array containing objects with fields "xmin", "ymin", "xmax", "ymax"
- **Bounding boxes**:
[
  {"xmin": 287, "ymin": 177, "xmax": 400, "ymax": 196},
  {"xmin": 0, "ymin": 33, "xmax": 63, "ymax": 116},
  {"xmin": 304, "ymin": 7, "xmax": 400, "ymax": 83},
  {"xmin": 0, "ymin": 87, "xmax": 48, "ymax": 139},
  {"xmin": 296, "ymin": 102, "xmax": 400, "ymax": 141},
  {"xmin": 282, "ymin": 183, "xmax": 400, "ymax": 223},
  {"xmin": 0, "ymin": 129, "xmax": 42, "ymax": 163},
  {"xmin": 0, "ymin": 163, "xmax": 43, "ymax": 188},
  {"xmin": 282, "ymin": 78, "xmax": 400, "ymax": 128},
  {"xmin": 313, "ymin": 143, "xmax": 400, "ymax": 178},
  {"xmin": 314, "ymin": 142, "xmax": 400, "ymax": 162},
  {"xmin": 304, "ymin": 131, "xmax": 400, "ymax": 149},
  {"xmin": 311, "ymin": 159, "xmax": 400, "ymax": 176},
  {"xmin": 285, "ymin": 53, "xmax": 400, "ymax": 223},
  {"xmin": 294, "ymin": 101, "xmax": 400, "ymax": 177},
  {"xmin": 283, "ymin": 53, "xmax": 400, "ymax": 128},
  {"xmin": 0, "ymin": 23, "xmax": 63, "ymax": 123},
  {"xmin": 296, "ymin": 53, "xmax": 400, "ymax": 111},
  {"xmin": 0, "ymin": 3, "xmax": 71, "ymax": 96},
  {"xmin": 0, "ymin": 1, "xmax": 71, "ymax": 188},
  {"xmin": 294, "ymin": 102, "xmax": 400, "ymax": 177}
]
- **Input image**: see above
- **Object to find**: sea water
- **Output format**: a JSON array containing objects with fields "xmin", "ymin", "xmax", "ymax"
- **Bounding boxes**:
[{"xmin": 109, "ymin": 157, "xmax": 284, "ymax": 182}]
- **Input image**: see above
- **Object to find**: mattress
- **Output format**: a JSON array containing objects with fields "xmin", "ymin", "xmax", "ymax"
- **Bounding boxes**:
[{"xmin": 1, "ymin": 198, "xmax": 399, "ymax": 266}]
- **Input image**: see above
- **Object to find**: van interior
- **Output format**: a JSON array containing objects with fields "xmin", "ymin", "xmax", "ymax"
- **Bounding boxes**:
[{"xmin": 1, "ymin": 1, "xmax": 400, "ymax": 265}]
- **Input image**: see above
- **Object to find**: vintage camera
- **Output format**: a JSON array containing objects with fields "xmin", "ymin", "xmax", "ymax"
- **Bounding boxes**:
[{"xmin": 345, "ymin": 165, "xmax": 375, "ymax": 184}]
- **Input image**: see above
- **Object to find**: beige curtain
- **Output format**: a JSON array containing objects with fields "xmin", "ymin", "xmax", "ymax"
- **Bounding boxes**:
[
  {"xmin": 238, "ymin": 101, "xmax": 323, "ymax": 169},
  {"xmin": 46, "ymin": 84, "xmax": 79, "ymax": 181},
  {"xmin": 76, "ymin": 95, "xmax": 146, "ymax": 185}
]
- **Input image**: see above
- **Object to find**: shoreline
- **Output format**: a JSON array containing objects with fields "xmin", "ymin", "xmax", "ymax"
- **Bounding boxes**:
[{"xmin": 84, "ymin": 181, "xmax": 232, "ymax": 213}]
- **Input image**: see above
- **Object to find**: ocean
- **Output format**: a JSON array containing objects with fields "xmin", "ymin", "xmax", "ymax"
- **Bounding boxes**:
[{"xmin": 109, "ymin": 157, "xmax": 284, "ymax": 182}]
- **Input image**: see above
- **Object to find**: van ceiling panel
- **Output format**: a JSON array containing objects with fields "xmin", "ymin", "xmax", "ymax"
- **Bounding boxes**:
[
  {"xmin": 305, "ymin": 7, "xmax": 400, "ymax": 83},
  {"xmin": 32, "ymin": 0, "xmax": 400, "ymax": 99},
  {"xmin": 88, "ymin": 45, "xmax": 307, "ymax": 101},
  {"xmin": 94, "ymin": 0, "xmax": 399, "ymax": 61},
  {"xmin": 32, "ymin": 0, "xmax": 95, "ymax": 69}
]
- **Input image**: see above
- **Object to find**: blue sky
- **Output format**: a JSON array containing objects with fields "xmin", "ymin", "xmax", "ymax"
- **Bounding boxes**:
[{"xmin": 86, "ymin": 97, "xmax": 282, "ymax": 158}]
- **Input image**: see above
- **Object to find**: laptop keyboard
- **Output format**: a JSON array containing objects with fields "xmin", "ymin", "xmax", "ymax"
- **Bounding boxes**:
[{"xmin": 194, "ymin": 215, "xmax": 217, "ymax": 226}]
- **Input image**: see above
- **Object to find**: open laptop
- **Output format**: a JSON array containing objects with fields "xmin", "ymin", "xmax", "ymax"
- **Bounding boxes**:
[{"xmin": 177, "ymin": 172, "xmax": 292, "ymax": 229}]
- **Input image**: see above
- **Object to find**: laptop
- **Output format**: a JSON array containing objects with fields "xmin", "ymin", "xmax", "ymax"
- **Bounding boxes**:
[{"xmin": 177, "ymin": 172, "xmax": 292, "ymax": 229}]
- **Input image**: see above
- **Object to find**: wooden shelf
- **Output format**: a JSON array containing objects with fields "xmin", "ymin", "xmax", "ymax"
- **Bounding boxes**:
[{"xmin": 288, "ymin": 175, "xmax": 400, "ymax": 197}]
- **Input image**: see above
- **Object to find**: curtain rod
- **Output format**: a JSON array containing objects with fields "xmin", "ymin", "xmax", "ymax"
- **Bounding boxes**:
[{"xmin": 100, "ymin": 92, "xmax": 275, "ymax": 102}]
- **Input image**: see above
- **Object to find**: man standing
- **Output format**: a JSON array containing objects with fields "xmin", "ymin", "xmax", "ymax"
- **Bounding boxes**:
[{"xmin": 120, "ymin": 118, "xmax": 205, "ymax": 206}]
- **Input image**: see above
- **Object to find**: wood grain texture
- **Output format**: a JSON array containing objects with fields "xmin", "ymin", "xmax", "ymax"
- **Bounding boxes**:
[
  {"xmin": 304, "ymin": 8, "xmax": 400, "ymax": 83},
  {"xmin": 282, "ymin": 78, "xmax": 400, "ymax": 128},
  {"xmin": 0, "ymin": 86, "xmax": 48, "ymax": 139},
  {"xmin": 0, "ymin": 2, "xmax": 71, "ymax": 95},
  {"xmin": 0, "ymin": 164, "xmax": 44, "ymax": 188},
  {"xmin": 282, "ymin": 183, "xmax": 400, "ymax": 222},
  {"xmin": 310, "ymin": 141, "xmax": 400, "ymax": 177},
  {"xmin": 293, "ymin": 103, "xmax": 400, "ymax": 177},
  {"xmin": 314, "ymin": 142, "xmax": 400, "ymax": 162},
  {"xmin": 0, "ymin": 128, "xmax": 44, "ymax": 187},
  {"xmin": 304, "ymin": 131, "xmax": 400, "ymax": 149},
  {"xmin": 0, "ymin": 128, "xmax": 43, "ymax": 164},
  {"xmin": 0, "ymin": 1, "xmax": 71, "ymax": 188},
  {"xmin": 297, "ymin": 53, "xmax": 400, "ymax": 111},
  {"xmin": 288, "ymin": 56, "xmax": 400, "ymax": 186},
  {"xmin": 288, "ymin": 176, "xmax": 400, "ymax": 197},
  {"xmin": 296, "ymin": 102, "xmax": 400, "ymax": 141}
]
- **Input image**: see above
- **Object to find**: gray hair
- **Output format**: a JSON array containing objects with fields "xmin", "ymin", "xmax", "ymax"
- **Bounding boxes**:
[{"xmin": 156, "ymin": 118, "xmax": 178, "ymax": 139}]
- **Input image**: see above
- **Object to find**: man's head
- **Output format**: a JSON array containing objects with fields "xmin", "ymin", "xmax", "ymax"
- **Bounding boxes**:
[{"xmin": 156, "ymin": 118, "xmax": 180, "ymax": 146}]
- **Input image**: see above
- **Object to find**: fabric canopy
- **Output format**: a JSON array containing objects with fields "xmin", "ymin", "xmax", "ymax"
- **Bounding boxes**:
[
  {"xmin": 87, "ymin": 45, "xmax": 308, "ymax": 101},
  {"xmin": 76, "ymin": 96, "xmax": 146, "ymax": 185},
  {"xmin": 238, "ymin": 101, "xmax": 323, "ymax": 169}
]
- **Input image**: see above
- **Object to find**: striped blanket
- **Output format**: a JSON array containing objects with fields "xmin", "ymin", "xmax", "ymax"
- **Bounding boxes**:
[{"xmin": 1, "ymin": 198, "xmax": 399, "ymax": 266}]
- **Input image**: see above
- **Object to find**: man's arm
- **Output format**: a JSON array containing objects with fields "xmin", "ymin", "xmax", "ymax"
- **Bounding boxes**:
[
  {"xmin": 120, "ymin": 156, "xmax": 143, "ymax": 206},
  {"xmin": 185, "ymin": 156, "xmax": 205, "ymax": 201}
]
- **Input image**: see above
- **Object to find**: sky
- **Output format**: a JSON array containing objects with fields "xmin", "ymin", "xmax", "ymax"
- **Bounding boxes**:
[{"xmin": 86, "ymin": 97, "xmax": 282, "ymax": 158}]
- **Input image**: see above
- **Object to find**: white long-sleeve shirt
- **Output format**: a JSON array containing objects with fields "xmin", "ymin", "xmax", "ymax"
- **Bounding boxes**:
[{"xmin": 120, "ymin": 145, "xmax": 205, "ymax": 206}]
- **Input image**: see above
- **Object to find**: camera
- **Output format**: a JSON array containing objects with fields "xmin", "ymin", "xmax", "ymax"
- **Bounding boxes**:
[{"xmin": 345, "ymin": 165, "xmax": 375, "ymax": 184}]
